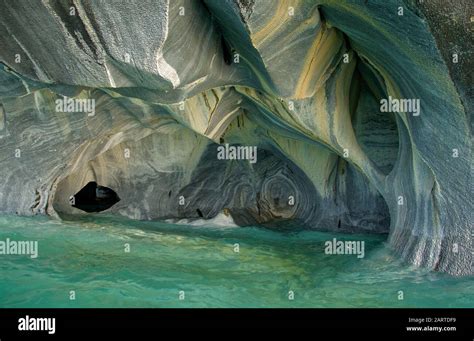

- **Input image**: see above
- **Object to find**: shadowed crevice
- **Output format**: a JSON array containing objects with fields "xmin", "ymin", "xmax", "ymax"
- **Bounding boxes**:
[{"xmin": 70, "ymin": 181, "xmax": 120, "ymax": 213}]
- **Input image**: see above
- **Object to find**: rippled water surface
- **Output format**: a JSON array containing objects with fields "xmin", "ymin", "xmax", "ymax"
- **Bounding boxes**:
[{"xmin": 0, "ymin": 215, "xmax": 472, "ymax": 308}]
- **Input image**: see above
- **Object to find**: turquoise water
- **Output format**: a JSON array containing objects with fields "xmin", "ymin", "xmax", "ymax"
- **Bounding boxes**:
[{"xmin": 0, "ymin": 214, "xmax": 472, "ymax": 308}]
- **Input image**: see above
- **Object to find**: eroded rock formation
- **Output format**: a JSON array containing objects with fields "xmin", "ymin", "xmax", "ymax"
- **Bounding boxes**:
[{"xmin": 0, "ymin": 0, "xmax": 471, "ymax": 275}]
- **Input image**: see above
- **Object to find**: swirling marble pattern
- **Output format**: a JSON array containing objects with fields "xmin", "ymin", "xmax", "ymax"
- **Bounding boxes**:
[{"xmin": 0, "ymin": 0, "xmax": 471, "ymax": 275}]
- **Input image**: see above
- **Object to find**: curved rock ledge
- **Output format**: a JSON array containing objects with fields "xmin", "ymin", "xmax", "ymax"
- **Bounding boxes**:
[{"xmin": 0, "ymin": 0, "xmax": 471, "ymax": 275}]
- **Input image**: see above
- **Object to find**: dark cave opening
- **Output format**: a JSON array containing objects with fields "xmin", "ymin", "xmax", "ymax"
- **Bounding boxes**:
[
  {"xmin": 196, "ymin": 208, "xmax": 204, "ymax": 218},
  {"xmin": 70, "ymin": 181, "xmax": 120, "ymax": 213}
]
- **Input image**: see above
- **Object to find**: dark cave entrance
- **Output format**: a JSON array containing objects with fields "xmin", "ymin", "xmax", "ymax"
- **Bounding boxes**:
[{"xmin": 70, "ymin": 181, "xmax": 120, "ymax": 213}]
